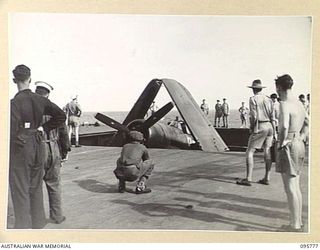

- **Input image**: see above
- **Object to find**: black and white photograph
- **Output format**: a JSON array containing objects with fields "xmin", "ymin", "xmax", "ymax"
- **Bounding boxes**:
[{"xmin": 4, "ymin": 9, "xmax": 314, "ymax": 239}]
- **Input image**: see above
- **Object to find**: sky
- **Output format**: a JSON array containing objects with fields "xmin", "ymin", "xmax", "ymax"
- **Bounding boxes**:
[{"xmin": 9, "ymin": 13, "xmax": 312, "ymax": 112}]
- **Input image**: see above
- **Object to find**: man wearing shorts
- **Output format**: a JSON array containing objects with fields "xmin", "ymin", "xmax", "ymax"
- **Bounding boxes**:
[
  {"xmin": 238, "ymin": 102, "xmax": 249, "ymax": 128},
  {"xmin": 237, "ymin": 79, "xmax": 276, "ymax": 186},
  {"xmin": 64, "ymin": 96, "xmax": 82, "ymax": 147},
  {"xmin": 275, "ymin": 74, "xmax": 308, "ymax": 232}
]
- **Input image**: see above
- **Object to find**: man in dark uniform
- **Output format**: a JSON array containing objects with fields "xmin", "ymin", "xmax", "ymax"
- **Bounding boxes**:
[
  {"xmin": 35, "ymin": 81, "xmax": 70, "ymax": 224},
  {"xmin": 10, "ymin": 65, "xmax": 66, "ymax": 229}
]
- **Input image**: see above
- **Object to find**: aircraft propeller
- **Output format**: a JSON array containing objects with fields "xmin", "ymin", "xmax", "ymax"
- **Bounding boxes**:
[
  {"xmin": 95, "ymin": 101, "xmax": 174, "ymax": 134},
  {"xmin": 94, "ymin": 113, "xmax": 129, "ymax": 133}
]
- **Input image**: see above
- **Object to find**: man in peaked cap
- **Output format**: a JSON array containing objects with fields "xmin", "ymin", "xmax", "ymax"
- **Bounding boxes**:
[
  {"xmin": 222, "ymin": 98, "xmax": 230, "ymax": 128},
  {"xmin": 237, "ymin": 79, "xmax": 276, "ymax": 187},
  {"xmin": 214, "ymin": 100, "xmax": 223, "ymax": 127},
  {"xmin": 114, "ymin": 130, "xmax": 155, "ymax": 194},
  {"xmin": 35, "ymin": 81, "xmax": 70, "ymax": 224},
  {"xmin": 10, "ymin": 65, "xmax": 66, "ymax": 228}
]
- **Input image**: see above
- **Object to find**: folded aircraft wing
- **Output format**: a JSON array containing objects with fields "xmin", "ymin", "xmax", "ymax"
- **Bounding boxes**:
[
  {"xmin": 162, "ymin": 79, "xmax": 229, "ymax": 152},
  {"xmin": 122, "ymin": 79, "xmax": 162, "ymax": 126}
]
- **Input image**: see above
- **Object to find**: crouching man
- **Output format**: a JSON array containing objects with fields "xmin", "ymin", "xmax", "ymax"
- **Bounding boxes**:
[{"xmin": 114, "ymin": 131, "xmax": 154, "ymax": 194}]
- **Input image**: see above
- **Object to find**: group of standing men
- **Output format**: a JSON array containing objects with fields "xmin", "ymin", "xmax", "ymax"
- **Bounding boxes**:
[
  {"xmin": 200, "ymin": 98, "xmax": 230, "ymax": 128},
  {"xmin": 236, "ymin": 77, "xmax": 309, "ymax": 232},
  {"xmin": 9, "ymin": 64, "xmax": 82, "ymax": 229},
  {"xmin": 8, "ymin": 65, "xmax": 309, "ymax": 232},
  {"xmin": 200, "ymin": 77, "xmax": 309, "ymax": 232}
]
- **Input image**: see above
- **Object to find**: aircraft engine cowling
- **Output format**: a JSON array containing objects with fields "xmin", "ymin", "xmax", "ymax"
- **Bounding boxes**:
[
  {"xmin": 127, "ymin": 119, "xmax": 196, "ymax": 149},
  {"xmin": 146, "ymin": 123, "xmax": 195, "ymax": 149}
]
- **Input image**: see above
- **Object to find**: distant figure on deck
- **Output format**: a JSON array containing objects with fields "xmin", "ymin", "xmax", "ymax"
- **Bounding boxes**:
[
  {"xmin": 275, "ymin": 74, "xmax": 308, "ymax": 232},
  {"xmin": 237, "ymin": 79, "xmax": 276, "ymax": 187},
  {"xmin": 149, "ymin": 101, "xmax": 158, "ymax": 116},
  {"xmin": 64, "ymin": 95, "xmax": 82, "ymax": 147},
  {"xmin": 238, "ymin": 102, "xmax": 249, "ymax": 128},
  {"xmin": 214, "ymin": 100, "xmax": 223, "ymax": 127},
  {"xmin": 169, "ymin": 116, "xmax": 180, "ymax": 128},
  {"xmin": 222, "ymin": 98, "xmax": 230, "ymax": 128},
  {"xmin": 114, "ymin": 131, "xmax": 155, "ymax": 194},
  {"xmin": 168, "ymin": 116, "xmax": 188, "ymax": 133},
  {"xmin": 306, "ymin": 93, "xmax": 310, "ymax": 115},
  {"xmin": 200, "ymin": 99, "xmax": 209, "ymax": 116},
  {"xmin": 298, "ymin": 94, "xmax": 307, "ymax": 111},
  {"xmin": 270, "ymin": 93, "xmax": 280, "ymax": 133},
  {"xmin": 35, "ymin": 81, "xmax": 70, "ymax": 225}
]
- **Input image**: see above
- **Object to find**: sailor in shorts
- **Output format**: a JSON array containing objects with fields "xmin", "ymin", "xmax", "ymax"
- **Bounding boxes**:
[{"xmin": 275, "ymin": 74, "xmax": 308, "ymax": 232}]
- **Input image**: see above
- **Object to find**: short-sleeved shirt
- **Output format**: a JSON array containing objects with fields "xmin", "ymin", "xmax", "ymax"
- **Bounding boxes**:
[
  {"xmin": 200, "ymin": 103, "xmax": 209, "ymax": 114},
  {"xmin": 119, "ymin": 142, "xmax": 149, "ymax": 166},
  {"xmin": 273, "ymin": 101, "xmax": 280, "ymax": 126},
  {"xmin": 222, "ymin": 103, "xmax": 229, "ymax": 115},
  {"xmin": 249, "ymin": 93, "xmax": 275, "ymax": 132},
  {"xmin": 64, "ymin": 100, "xmax": 82, "ymax": 117}
]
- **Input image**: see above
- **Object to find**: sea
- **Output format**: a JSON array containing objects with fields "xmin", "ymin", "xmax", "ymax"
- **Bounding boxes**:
[{"xmin": 78, "ymin": 109, "xmax": 245, "ymax": 135}]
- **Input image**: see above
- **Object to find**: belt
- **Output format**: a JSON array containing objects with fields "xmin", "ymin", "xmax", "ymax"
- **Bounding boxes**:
[
  {"xmin": 258, "ymin": 120, "xmax": 270, "ymax": 123},
  {"xmin": 20, "ymin": 128, "xmax": 39, "ymax": 135}
]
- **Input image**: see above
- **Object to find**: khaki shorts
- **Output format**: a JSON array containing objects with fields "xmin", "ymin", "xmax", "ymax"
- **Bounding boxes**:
[
  {"xmin": 68, "ymin": 116, "xmax": 80, "ymax": 127},
  {"xmin": 276, "ymin": 137, "xmax": 305, "ymax": 176},
  {"xmin": 247, "ymin": 122, "xmax": 273, "ymax": 149}
]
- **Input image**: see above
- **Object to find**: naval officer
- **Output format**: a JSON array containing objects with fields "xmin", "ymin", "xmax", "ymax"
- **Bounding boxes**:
[{"xmin": 35, "ymin": 81, "xmax": 70, "ymax": 224}]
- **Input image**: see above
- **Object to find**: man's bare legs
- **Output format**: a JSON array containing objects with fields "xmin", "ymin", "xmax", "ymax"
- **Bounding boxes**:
[
  {"xmin": 68, "ymin": 125, "xmax": 73, "ymax": 144},
  {"xmin": 263, "ymin": 146, "xmax": 272, "ymax": 181},
  {"xmin": 75, "ymin": 126, "xmax": 80, "ymax": 147},
  {"xmin": 281, "ymin": 173, "xmax": 302, "ymax": 229},
  {"xmin": 245, "ymin": 147, "xmax": 256, "ymax": 182}
]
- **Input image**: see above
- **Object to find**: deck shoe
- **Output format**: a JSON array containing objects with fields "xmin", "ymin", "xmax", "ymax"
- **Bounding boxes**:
[
  {"xmin": 236, "ymin": 178, "xmax": 252, "ymax": 186},
  {"xmin": 135, "ymin": 187, "xmax": 152, "ymax": 194},
  {"xmin": 258, "ymin": 178, "xmax": 270, "ymax": 185},
  {"xmin": 51, "ymin": 216, "xmax": 66, "ymax": 224},
  {"xmin": 136, "ymin": 181, "xmax": 145, "ymax": 190}
]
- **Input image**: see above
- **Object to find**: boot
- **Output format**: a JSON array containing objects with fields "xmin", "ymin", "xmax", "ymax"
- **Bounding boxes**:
[{"xmin": 118, "ymin": 180, "xmax": 126, "ymax": 193}]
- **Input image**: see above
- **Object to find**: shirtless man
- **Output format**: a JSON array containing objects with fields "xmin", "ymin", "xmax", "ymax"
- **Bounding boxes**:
[
  {"xmin": 238, "ymin": 102, "xmax": 249, "ymax": 128},
  {"xmin": 275, "ymin": 74, "xmax": 308, "ymax": 232}
]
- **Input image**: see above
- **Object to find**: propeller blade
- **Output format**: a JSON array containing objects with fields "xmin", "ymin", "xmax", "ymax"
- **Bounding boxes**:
[
  {"xmin": 95, "ymin": 113, "xmax": 129, "ymax": 133},
  {"xmin": 142, "ymin": 102, "xmax": 174, "ymax": 129},
  {"xmin": 122, "ymin": 79, "xmax": 162, "ymax": 126}
]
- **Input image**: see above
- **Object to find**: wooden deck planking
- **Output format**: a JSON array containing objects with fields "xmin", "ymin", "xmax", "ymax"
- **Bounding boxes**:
[{"xmin": 7, "ymin": 146, "xmax": 309, "ymax": 231}]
